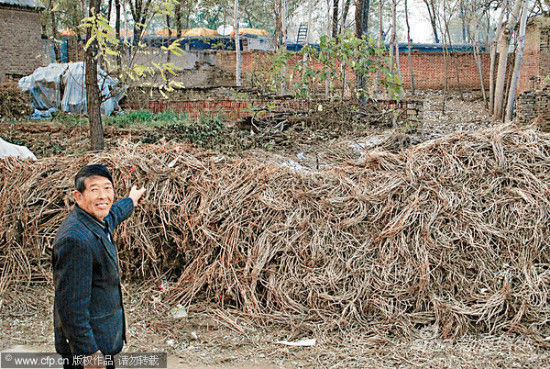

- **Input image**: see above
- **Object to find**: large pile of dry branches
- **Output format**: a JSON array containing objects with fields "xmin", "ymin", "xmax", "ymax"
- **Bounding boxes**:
[
  {"xmin": 0, "ymin": 124, "xmax": 548, "ymax": 338},
  {"xmin": 0, "ymin": 82, "xmax": 32, "ymax": 120}
]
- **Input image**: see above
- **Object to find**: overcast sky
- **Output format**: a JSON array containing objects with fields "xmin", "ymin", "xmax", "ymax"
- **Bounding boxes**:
[
  {"xmin": 289, "ymin": 0, "xmax": 441, "ymax": 44},
  {"xmin": 407, "ymin": 0, "xmax": 438, "ymax": 43}
]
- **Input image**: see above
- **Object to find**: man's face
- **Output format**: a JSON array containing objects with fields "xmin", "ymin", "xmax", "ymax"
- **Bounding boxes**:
[{"xmin": 74, "ymin": 175, "xmax": 114, "ymax": 221}]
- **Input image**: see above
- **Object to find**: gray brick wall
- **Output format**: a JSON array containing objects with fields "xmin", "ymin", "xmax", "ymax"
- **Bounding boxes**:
[
  {"xmin": 0, "ymin": 7, "xmax": 44, "ymax": 81},
  {"xmin": 516, "ymin": 85, "xmax": 550, "ymax": 132}
]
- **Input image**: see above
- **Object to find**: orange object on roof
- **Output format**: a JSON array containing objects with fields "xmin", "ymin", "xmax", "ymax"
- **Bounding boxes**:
[
  {"xmin": 59, "ymin": 29, "xmax": 76, "ymax": 36},
  {"xmin": 156, "ymin": 29, "xmax": 179, "ymax": 37},
  {"xmin": 118, "ymin": 29, "xmax": 134, "ymax": 38},
  {"xmin": 230, "ymin": 28, "xmax": 269, "ymax": 36},
  {"xmin": 181, "ymin": 27, "xmax": 219, "ymax": 37}
]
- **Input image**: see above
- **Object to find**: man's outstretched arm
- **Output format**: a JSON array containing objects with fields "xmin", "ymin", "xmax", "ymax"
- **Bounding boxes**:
[{"xmin": 106, "ymin": 185, "xmax": 146, "ymax": 231}]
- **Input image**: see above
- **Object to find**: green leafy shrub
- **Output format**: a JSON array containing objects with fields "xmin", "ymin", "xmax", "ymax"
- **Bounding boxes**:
[{"xmin": 104, "ymin": 109, "xmax": 189, "ymax": 128}]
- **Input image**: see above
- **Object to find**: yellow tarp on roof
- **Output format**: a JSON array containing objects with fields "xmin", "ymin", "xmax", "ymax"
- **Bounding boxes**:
[
  {"xmin": 156, "ymin": 29, "xmax": 178, "ymax": 37},
  {"xmin": 181, "ymin": 28, "xmax": 219, "ymax": 37},
  {"xmin": 230, "ymin": 28, "xmax": 269, "ymax": 36},
  {"xmin": 59, "ymin": 29, "xmax": 76, "ymax": 36}
]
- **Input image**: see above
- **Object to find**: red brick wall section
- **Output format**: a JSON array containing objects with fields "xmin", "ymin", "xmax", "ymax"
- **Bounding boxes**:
[
  {"xmin": 0, "ymin": 7, "xmax": 45, "ymax": 81},
  {"xmin": 517, "ymin": 23, "xmax": 542, "ymax": 95},
  {"xmin": 217, "ymin": 50, "xmax": 524, "ymax": 91},
  {"xmin": 399, "ymin": 52, "xmax": 492, "ymax": 90},
  {"xmin": 125, "ymin": 98, "xmax": 423, "ymax": 122},
  {"xmin": 127, "ymin": 99, "xmax": 309, "ymax": 120},
  {"xmin": 538, "ymin": 25, "xmax": 550, "ymax": 80}
]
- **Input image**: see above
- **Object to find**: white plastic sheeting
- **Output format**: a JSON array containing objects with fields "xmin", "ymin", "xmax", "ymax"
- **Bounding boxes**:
[
  {"xmin": 18, "ymin": 62, "xmax": 123, "ymax": 117},
  {"xmin": 18, "ymin": 63, "xmax": 67, "ymax": 111},
  {"xmin": 0, "ymin": 138, "xmax": 37, "ymax": 160}
]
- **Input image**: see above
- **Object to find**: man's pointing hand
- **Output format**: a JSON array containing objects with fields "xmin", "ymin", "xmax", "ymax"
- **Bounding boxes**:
[{"xmin": 129, "ymin": 185, "xmax": 146, "ymax": 207}]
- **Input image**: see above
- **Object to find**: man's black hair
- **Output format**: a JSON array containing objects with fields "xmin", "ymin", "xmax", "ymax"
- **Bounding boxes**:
[{"xmin": 75, "ymin": 165, "xmax": 114, "ymax": 192}]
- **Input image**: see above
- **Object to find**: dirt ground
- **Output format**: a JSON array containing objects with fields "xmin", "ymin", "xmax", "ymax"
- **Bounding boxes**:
[
  {"xmin": 1, "ymin": 91, "xmax": 548, "ymax": 368},
  {"xmin": 1, "ymin": 285, "xmax": 548, "ymax": 369}
]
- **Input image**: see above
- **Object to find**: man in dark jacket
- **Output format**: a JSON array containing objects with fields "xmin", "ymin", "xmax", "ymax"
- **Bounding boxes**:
[{"xmin": 53, "ymin": 165, "xmax": 145, "ymax": 369}]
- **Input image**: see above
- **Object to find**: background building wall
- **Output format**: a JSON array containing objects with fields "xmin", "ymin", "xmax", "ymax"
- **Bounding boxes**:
[{"xmin": 0, "ymin": 7, "xmax": 44, "ymax": 81}]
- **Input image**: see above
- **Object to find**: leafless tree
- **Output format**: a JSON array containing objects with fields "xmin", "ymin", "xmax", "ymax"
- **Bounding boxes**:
[
  {"xmin": 467, "ymin": 1, "xmax": 488, "ymax": 107},
  {"xmin": 489, "ymin": 0, "xmax": 508, "ymax": 115},
  {"xmin": 129, "ymin": 0, "xmax": 154, "ymax": 46},
  {"xmin": 505, "ymin": 0, "xmax": 529, "ymax": 121},
  {"xmin": 49, "ymin": 0, "xmax": 61, "ymax": 62},
  {"xmin": 422, "ymin": 0, "xmax": 440, "ymax": 43},
  {"xmin": 355, "ymin": 0, "xmax": 370, "ymax": 37},
  {"xmin": 342, "ymin": 0, "xmax": 352, "ymax": 32},
  {"xmin": 85, "ymin": 0, "xmax": 104, "ymax": 151},
  {"xmin": 494, "ymin": 0, "xmax": 523, "ymax": 120},
  {"xmin": 404, "ymin": 0, "xmax": 415, "ymax": 94},
  {"xmin": 332, "ymin": 0, "xmax": 340, "ymax": 37},
  {"xmin": 234, "ymin": 0, "xmax": 241, "ymax": 86},
  {"xmin": 374, "ymin": 0, "xmax": 383, "ymax": 93}
]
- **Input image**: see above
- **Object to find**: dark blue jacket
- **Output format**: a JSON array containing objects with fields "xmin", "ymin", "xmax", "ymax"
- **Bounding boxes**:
[{"xmin": 53, "ymin": 198, "xmax": 134, "ymax": 356}]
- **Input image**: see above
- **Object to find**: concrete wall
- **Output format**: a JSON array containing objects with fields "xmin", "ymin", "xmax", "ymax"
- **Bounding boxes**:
[
  {"xmin": 66, "ymin": 41, "xmax": 234, "ymax": 87},
  {"xmin": 0, "ymin": 6, "xmax": 44, "ymax": 81}
]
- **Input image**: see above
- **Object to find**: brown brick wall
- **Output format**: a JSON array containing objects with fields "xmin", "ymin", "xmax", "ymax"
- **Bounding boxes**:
[
  {"xmin": 124, "ymin": 97, "xmax": 423, "ymax": 122},
  {"xmin": 217, "ymin": 50, "xmax": 495, "ymax": 91},
  {"xmin": 540, "ymin": 26, "xmax": 550, "ymax": 77},
  {"xmin": 516, "ymin": 85, "xmax": 550, "ymax": 132},
  {"xmin": 399, "ymin": 52, "xmax": 491, "ymax": 90},
  {"xmin": 516, "ymin": 22, "xmax": 548, "ymax": 95},
  {"xmin": 0, "ymin": 7, "xmax": 45, "ymax": 81}
]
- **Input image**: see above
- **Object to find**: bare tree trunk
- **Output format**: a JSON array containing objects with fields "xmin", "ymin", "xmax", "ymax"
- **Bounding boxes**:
[
  {"xmin": 332, "ymin": 0, "xmax": 339, "ymax": 38},
  {"xmin": 442, "ymin": 1, "xmax": 463, "ymax": 101},
  {"xmin": 305, "ymin": 0, "xmax": 313, "ymax": 44},
  {"xmin": 422, "ymin": 0, "xmax": 440, "ymax": 43},
  {"xmin": 459, "ymin": 0, "xmax": 466, "ymax": 43},
  {"xmin": 472, "ymin": 34, "xmax": 487, "ymax": 106},
  {"xmin": 234, "ymin": 0, "xmax": 241, "ymax": 87},
  {"xmin": 129, "ymin": 0, "xmax": 153, "ymax": 47},
  {"xmin": 49, "ymin": 0, "xmax": 61, "ymax": 62},
  {"xmin": 281, "ymin": 0, "xmax": 287, "ymax": 46},
  {"xmin": 374, "ymin": 0, "xmax": 383, "ymax": 94},
  {"xmin": 355, "ymin": 0, "xmax": 370, "ymax": 102},
  {"xmin": 166, "ymin": 14, "xmax": 171, "ymax": 64},
  {"xmin": 82, "ymin": 0, "xmax": 88, "ymax": 18},
  {"xmin": 489, "ymin": 0, "xmax": 508, "ymax": 114},
  {"xmin": 107, "ymin": 0, "xmax": 112, "ymax": 23},
  {"xmin": 325, "ymin": 0, "xmax": 331, "ymax": 97},
  {"xmin": 392, "ymin": 0, "xmax": 402, "ymax": 95},
  {"xmin": 274, "ymin": 0, "xmax": 282, "ymax": 48},
  {"xmin": 342, "ymin": 62, "xmax": 346, "ymax": 99},
  {"xmin": 355, "ymin": 0, "xmax": 370, "ymax": 37},
  {"xmin": 505, "ymin": 0, "xmax": 529, "ymax": 122},
  {"xmin": 469, "ymin": 2, "xmax": 487, "ymax": 107},
  {"xmin": 494, "ymin": 0, "xmax": 523, "ymax": 120},
  {"xmin": 342, "ymin": 0, "xmax": 352, "ymax": 32},
  {"xmin": 388, "ymin": 1, "xmax": 396, "ymax": 74},
  {"xmin": 86, "ymin": 0, "xmax": 104, "ymax": 151},
  {"xmin": 115, "ymin": 0, "xmax": 121, "ymax": 70},
  {"xmin": 281, "ymin": 0, "xmax": 287, "ymax": 94},
  {"xmin": 175, "ymin": 2, "xmax": 182, "ymax": 37},
  {"xmin": 441, "ymin": 16, "xmax": 450, "ymax": 115},
  {"xmin": 405, "ymin": 0, "xmax": 415, "ymax": 94},
  {"xmin": 389, "ymin": 24, "xmax": 394, "ymax": 74}
]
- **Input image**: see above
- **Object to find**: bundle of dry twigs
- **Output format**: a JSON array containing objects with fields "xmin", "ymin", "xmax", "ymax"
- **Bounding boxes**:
[
  {"xmin": 0, "ymin": 82, "xmax": 32, "ymax": 120},
  {"xmin": 0, "ymin": 124, "xmax": 548, "ymax": 338}
]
